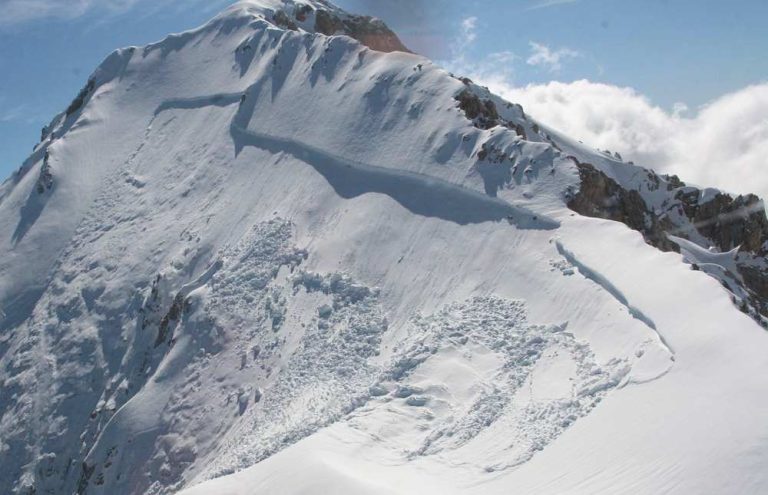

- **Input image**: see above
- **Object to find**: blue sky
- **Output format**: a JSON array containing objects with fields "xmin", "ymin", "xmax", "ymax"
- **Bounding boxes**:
[
  {"xmin": 1, "ymin": 0, "xmax": 767, "ymax": 185},
  {"xmin": 346, "ymin": 0, "xmax": 768, "ymax": 107}
]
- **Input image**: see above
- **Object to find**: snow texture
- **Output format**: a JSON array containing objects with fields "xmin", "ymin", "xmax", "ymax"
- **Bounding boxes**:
[{"xmin": 0, "ymin": 1, "xmax": 767, "ymax": 495}]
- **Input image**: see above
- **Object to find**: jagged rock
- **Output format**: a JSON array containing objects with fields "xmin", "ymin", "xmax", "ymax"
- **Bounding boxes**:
[
  {"xmin": 313, "ymin": 9, "xmax": 343, "ymax": 36},
  {"xmin": 273, "ymin": 10, "xmax": 298, "ymax": 30},
  {"xmin": 676, "ymin": 191, "xmax": 768, "ymax": 254},
  {"xmin": 314, "ymin": 10, "xmax": 410, "ymax": 53},
  {"xmin": 295, "ymin": 4, "xmax": 312, "ymax": 22},
  {"xmin": 155, "ymin": 294, "xmax": 184, "ymax": 347},
  {"xmin": 36, "ymin": 150, "xmax": 54, "ymax": 194},
  {"xmin": 568, "ymin": 161, "xmax": 678, "ymax": 252},
  {"xmin": 663, "ymin": 173, "xmax": 685, "ymax": 190},
  {"xmin": 741, "ymin": 266, "xmax": 768, "ymax": 313},
  {"xmin": 456, "ymin": 89, "xmax": 499, "ymax": 130},
  {"xmin": 455, "ymin": 88, "xmax": 527, "ymax": 138},
  {"xmin": 569, "ymin": 157, "xmax": 768, "ymax": 321},
  {"xmin": 66, "ymin": 79, "xmax": 96, "ymax": 117}
]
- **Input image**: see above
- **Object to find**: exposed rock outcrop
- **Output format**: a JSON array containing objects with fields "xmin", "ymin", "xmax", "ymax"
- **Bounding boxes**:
[
  {"xmin": 568, "ymin": 157, "xmax": 768, "ymax": 324},
  {"xmin": 315, "ymin": 10, "xmax": 409, "ymax": 53},
  {"xmin": 36, "ymin": 150, "xmax": 54, "ymax": 194},
  {"xmin": 455, "ymin": 87, "xmax": 527, "ymax": 138},
  {"xmin": 676, "ymin": 190, "xmax": 768, "ymax": 254},
  {"xmin": 65, "ymin": 79, "xmax": 95, "ymax": 117},
  {"xmin": 272, "ymin": 9, "xmax": 298, "ymax": 30},
  {"xmin": 568, "ymin": 162, "xmax": 678, "ymax": 252},
  {"xmin": 270, "ymin": 2, "xmax": 410, "ymax": 53}
]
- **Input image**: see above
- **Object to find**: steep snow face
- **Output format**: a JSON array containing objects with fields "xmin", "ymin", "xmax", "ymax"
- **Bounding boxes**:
[
  {"xmin": 543, "ymin": 123, "xmax": 768, "ymax": 324},
  {"xmin": 0, "ymin": 2, "xmax": 767, "ymax": 495}
]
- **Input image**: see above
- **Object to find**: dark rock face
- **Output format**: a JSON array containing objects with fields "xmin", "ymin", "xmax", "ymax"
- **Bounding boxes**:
[
  {"xmin": 455, "ymin": 88, "xmax": 527, "ymax": 138},
  {"xmin": 295, "ymin": 4, "xmax": 312, "ymax": 22},
  {"xmin": 65, "ymin": 79, "xmax": 95, "ymax": 117},
  {"xmin": 270, "ymin": 3, "xmax": 410, "ymax": 54},
  {"xmin": 273, "ymin": 10, "xmax": 299, "ymax": 30},
  {"xmin": 155, "ymin": 293, "xmax": 184, "ymax": 347},
  {"xmin": 568, "ymin": 158, "xmax": 768, "ymax": 324},
  {"xmin": 568, "ymin": 162, "xmax": 679, "ymax": 252},
  {"xmin": 36, "ymin": 150, "xmax": 54, "ymax": 194},
  {"xmin": 742, "ymin": 266, "xmax": 768, "ymax": 315},
  {"xmin": 313, "ymin": 9, "xmax": 344, "ymax": 36},
  {"xmin": 456, "ymin": 89, "xmax": 499, "ymax": 130},
  {"xmin": 676, "ymin": 191, "xmax": 768, "ymax": 255},
  {"xmin": 314, "ymin": 10, "xmax": 410, "ymax": 53}
]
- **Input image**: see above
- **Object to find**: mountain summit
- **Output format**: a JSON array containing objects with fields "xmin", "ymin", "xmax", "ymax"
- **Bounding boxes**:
[{"xmin": 1, "ymin": 1, "xmax": 767, "ymax": 494}]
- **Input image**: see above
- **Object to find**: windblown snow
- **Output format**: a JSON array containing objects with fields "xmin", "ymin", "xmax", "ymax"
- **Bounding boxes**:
[{"xmin": 1, "ymin": 1, "xmax": 767, "ymax": 494}]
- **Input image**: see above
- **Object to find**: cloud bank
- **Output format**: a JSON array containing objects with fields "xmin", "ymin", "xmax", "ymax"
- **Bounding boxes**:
[
  {"xmin": 445, "ymin": 30, "xmax": 768, "ymax": 199},
  {"xmin": 499, "ymin": 80, "xmax": 768, "ymax": 198}
]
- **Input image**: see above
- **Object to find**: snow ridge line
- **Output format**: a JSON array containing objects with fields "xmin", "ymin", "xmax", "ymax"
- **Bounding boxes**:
[
  {"xmin": 555, "ymin": 240, "xmax": 675, "ymax": 357},
  {"xmin": 232, "ymin": 125, "xmax": 561, "ymax": 229},
  {"xmin": 153, "ymin": 93, "xmax": 559, "ymax": 229}
]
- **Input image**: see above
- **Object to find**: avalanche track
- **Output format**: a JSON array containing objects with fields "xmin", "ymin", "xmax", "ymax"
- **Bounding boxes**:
[{"xmin": 0, "ymin": 1, "xmax": 767, "ymax": 495}]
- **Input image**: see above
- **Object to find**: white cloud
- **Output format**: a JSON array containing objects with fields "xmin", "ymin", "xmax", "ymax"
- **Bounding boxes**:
[
  {"xmin": 0, "ymin": 0, "xmax": 141, "ymax": 26},
  {"xmin": 672, "ymin": 101, "xmax": 689, "ymax": 118},
  {"xmin": 461, "ymin": 17, "xmax": 477, "ymax": 39},
  {"xmin": 443, "ymin": 17, "xmax": 768, "ymax": 199},
  {"xmin": 453, "ymin": 16, "xmax": 478, "ymax": 54},
  {"xmin": 526, "ymin": 41, "xmax": 579, "ymax": 72},
  {"xmin": 486, "ymin": 79, "xmax": 768, "ymax": 199},
  {"xmin": 444, "ymin": 16, "xmax": 518, "ymax": 89}
]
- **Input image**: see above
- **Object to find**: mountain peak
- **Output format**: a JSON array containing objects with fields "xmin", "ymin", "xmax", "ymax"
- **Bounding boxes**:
[
  {"xmin": 1, "ymin": 1, "xmax": 768, "ymax": 494},
  {"xmin": 224, "ymin": 0, "xmax": 411, "ymax": 53}
]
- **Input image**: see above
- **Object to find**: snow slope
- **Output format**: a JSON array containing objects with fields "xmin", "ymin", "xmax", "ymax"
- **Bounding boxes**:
[{"xmin": 0, "ymin": 1, "xmax": 767, "ymax": 494}]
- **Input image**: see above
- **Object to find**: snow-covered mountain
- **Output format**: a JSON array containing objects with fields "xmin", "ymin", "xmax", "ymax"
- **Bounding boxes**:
[{"xmin": 1, "ymin": 1, "xmax": 767, "ymax": 494}]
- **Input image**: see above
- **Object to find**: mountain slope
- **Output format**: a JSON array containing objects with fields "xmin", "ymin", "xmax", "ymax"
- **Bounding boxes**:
[{"xmin": 1, "ymin": 1, "xmax": 767, "ymax": 494}]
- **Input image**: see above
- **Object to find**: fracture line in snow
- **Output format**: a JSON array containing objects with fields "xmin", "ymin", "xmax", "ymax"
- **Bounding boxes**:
[
  {"xmin": 154, "ymin": 93, "xmax": 243, "ymax": 116},
  {"xmin": 555, "ymin": 240, "xmax": 676, "ymax": 357},
  {"xmin": 152, "ymin": 95, "xmax": 560, "ymax": 230},
  {"xmin": 232, "ymin": 125, "xmax": 560, "ymax": 229}
]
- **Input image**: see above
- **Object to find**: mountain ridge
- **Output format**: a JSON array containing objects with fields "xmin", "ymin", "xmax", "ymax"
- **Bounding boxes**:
[{"xmin": 1, "ymin": 1, "xmax": 767, "ymax": 494}]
